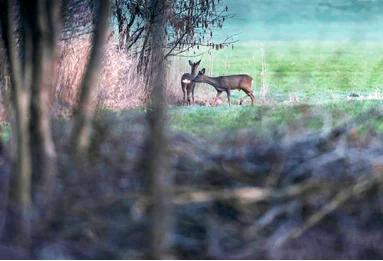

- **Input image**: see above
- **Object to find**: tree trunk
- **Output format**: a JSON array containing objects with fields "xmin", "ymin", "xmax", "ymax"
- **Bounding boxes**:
[
  {"xmin": 7, "ymin": 90, "xmax": 32, "ymax": 250},
  {"xmin": 0, "ymin": 0, "xmax": 61, "ymax": 250},
  {"xmin": 0, "ymin": 45, "xmax": 9, "ymax": 119},
  {"xmin": 0, "ymin": 0, "xmax": 32, "ymax": 249},
  {"xmin": 27, "ymin": 0, "xmax": 60, "ymax": 211},
  {"xmin": 145, "ymin": 0, "xmax": 173, "ymax": 258},
  {"xmin": 70, "ymin": 0, "xmax": 110, "ymax": 157}
]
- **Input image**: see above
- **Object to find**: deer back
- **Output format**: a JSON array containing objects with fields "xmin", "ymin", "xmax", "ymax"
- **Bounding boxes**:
[{"xmin": 219, "ymin": 74, "xmax": 253, "ymax": 91}]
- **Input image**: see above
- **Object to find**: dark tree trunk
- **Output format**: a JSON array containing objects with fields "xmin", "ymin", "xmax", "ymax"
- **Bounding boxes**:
[
  {"xmin": 145, "ymin": 0, "xmax": 173, "ymax": 258},
  {"xmin": 26, "ymin": 0, "xmax": 61, "ymax": 212},
  {"xmin": 0, "ymin": 0, "xmax": 32, "ymax": 250},
  {"xmin": 70, "ymin": 0, "xmax": 110, "ymax": 156},
  {"xmin": 0, "ymin": 0, "xmax": 62, "ymax": 251}
]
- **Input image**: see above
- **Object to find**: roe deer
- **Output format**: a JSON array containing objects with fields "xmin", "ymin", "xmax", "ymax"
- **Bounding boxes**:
[
  {"xmin": 181, "ymin": 60, "xmax": 201, "ymax": 105},
  {"xmin": 193, "ymin": 68, "xmax": 256, "ymax": 106}
]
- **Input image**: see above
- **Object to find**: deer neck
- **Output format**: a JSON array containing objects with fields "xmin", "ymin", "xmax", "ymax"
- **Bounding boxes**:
[
  {"xmin": 191, "ymin": 68, "xmax": 198, "ymax": 76},
  {"xmin": 202, "ymin": 75, "xmax": 220, "ymax": 87}
]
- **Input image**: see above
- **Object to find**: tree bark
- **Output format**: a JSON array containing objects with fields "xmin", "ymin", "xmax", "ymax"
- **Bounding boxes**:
[
  {"xmin": 0, "ymin": 0, "xmax": 32, "ymax": 250},
  {"xmin": 70, "ymin": 0, "xmax": 110, "ymax": 157},
  {"xmin": 26, "ymin": 0, "xmax": 60, "ymax": 211},
  {"xmin": 0, "ymin": 44, "xmax": 9, "ymax": 118},
  {"xmin": 0, "ymin": 0, "xmax": 61, "ymax": 249},
  {"xmin": 145, "ymin": 0, "xmax": 173, "ymax": 258}
]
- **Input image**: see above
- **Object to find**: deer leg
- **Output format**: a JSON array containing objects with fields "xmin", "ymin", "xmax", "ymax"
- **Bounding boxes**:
[
  {"xmin": 249, "ymin": 92, "xmax": 256, "ymax": 106},
  {"xmin": 226, "ymin": 90, "xmax": 231, "ymax": 106},
  {"xmin": 187, "ymin": 87, "xmax": 192, "ymax": 106},
  {"xmin": 247, "ymin": 92, "xmax": 256, "ymax": 106},
  {"xmin": 243, "ymin": 89, "xmax": 256, "ymax": 106},
  {"xmin": 182, "ymin": 83, "xmax": 186, "ymax": 103},
  {"xmin": 192, "ymin": 84, "xmax": 196, "ymax": 105},
  {"xmin": 214, "ymin": 91, "xmax": 223, "ymax": 106}
]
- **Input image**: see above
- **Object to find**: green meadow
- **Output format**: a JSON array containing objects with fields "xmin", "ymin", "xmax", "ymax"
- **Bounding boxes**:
[
  {"xmin": 196, "ymin": 41, "xmax": 383, "ymax": 103},
  {"xmin": 168, "ymin": 40, "xmax": 383, "ymax": 138}
]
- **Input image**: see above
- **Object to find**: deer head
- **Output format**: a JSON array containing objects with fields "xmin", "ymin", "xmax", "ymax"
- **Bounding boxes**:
[
  {"xmin": 193, "ymin": 68, "xmax": 206, "ymax": 83},
  {"xmin": 189, "ymin": 60, "xmax": 201, "ymax": 75}
]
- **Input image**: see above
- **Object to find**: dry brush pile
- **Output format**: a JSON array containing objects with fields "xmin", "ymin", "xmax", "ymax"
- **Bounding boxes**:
[{"xmin": 1, "ymin": 108, "xmax": 383, "ymax": 258}]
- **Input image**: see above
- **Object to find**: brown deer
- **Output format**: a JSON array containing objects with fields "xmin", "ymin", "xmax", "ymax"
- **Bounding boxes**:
[
  {"xmin": 181, "ymin": 60, "xmax": 201, "ymax": 105},
  {"xmin": 193, "ymin": 68, "xmax": 256, "ymax": 106}
]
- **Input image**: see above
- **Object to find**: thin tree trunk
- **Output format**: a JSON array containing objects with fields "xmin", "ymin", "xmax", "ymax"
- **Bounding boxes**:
[
  {"xmin": 27, "ymin": 0, "xmax": 60, "ymax": 210},
  {"xmin": 0, "ymin": 45, "xmax": 10, "ymax": 118},
  {"xmin": 146, "ymin": 0, "xmax": 173, "ymax": 258},
  {"xmin": 0, "ymin": 0, "xmax": 32, "ymax": 250},
  {"xmin": 70, "ymin": 0, "xmax": 110, "ymax": 156},
  {"xmin": 7, "ymin": 90, "xmax": 31, "ymax": 250}
]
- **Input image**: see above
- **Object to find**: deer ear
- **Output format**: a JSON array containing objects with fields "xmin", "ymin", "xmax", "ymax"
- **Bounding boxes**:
[
  {"xmin": 196, "ymin": 60, "xmax": 201, "ymax": 65},
  {"xmin": 189, "ymin": 60, "xmax": 193, "ymax": 66},
  {"xmin": 201, "ymin": 68, "xmax": 206, "ymax": 74}
]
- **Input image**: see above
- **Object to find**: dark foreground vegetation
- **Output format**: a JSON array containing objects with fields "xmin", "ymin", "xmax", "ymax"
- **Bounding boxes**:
[{"xmin": 1, "ymin": 104, "xmax": 383, "ymax": 258}]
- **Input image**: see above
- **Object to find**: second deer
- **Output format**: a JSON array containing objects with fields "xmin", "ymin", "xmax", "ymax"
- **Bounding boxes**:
[
  {"xmin": 181, "ymin": 60, "xmax": 201, "ymax": 105},
  {"xmin": 193, "ymin": 68, "xmax": 256, "ymax": 106}
]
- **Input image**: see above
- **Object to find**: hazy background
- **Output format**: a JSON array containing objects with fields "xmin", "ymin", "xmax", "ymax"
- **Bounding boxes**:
[{"xmin": 219, "ymin": 0, "xmax": 383, "ymax": 41}]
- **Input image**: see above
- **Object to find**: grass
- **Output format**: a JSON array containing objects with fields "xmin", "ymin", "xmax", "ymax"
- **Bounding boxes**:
[
  {"xmin": 2, "ymin": 101, "xmax": 381, "ymax": 149},
  {"xmin": 4, "ymin": 41, "xmax": 383, "ymax": 144},
  {"xmin": 6, "ymin": 99, "xmax": 376, "ymax": 149},
  {"xmin": 169, "ymin": 101, "xmax": 383, "ymax": 139},
  {"xmin": 167, "ymin": 41, "xmax": 383, "ymax": 139},
  {"xmin": 195, "ymin": 41, "xmax": 383, "ymax": 103}
]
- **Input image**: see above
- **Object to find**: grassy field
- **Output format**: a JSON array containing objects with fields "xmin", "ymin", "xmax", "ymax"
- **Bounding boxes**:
[
  {"xmin": 192, "ymin": 41, "xmax": 383, "ymax": 104},
  {"xmin": 169, "ymin": 101, "xmax": 383, "ymax": 139},
  {"xmin": 4, "ymin": 42, "xmax": 383, "ymax": 143},
  {"xmin": 166, "ymin": 41, "xmax": 383, "ymax": 139}
]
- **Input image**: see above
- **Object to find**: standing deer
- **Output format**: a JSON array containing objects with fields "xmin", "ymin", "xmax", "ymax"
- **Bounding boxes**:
[
  {"xmin": 193, "ymin": 68, "xmax": 256, "ymax": 106},
  {"xmin": 181, "ymin": 60, "xmax": 201, "ymax": 105}
]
